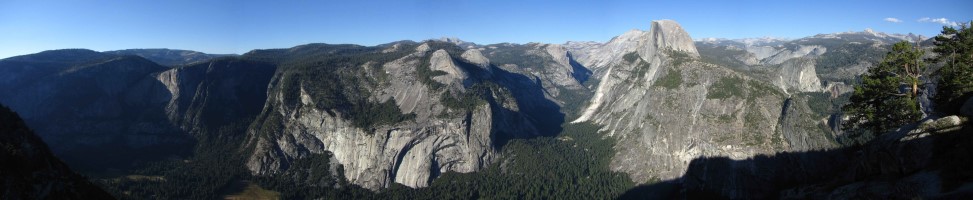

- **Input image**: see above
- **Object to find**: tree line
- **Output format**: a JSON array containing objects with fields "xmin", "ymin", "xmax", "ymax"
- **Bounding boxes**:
[{"xmin": 843, "ymin": 22, "xmax": 973, "ymax": 138}]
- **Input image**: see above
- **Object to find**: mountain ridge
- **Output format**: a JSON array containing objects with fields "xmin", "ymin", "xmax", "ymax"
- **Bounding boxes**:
[
  {"xmin": 104, "ymin": 48, "xmax": 236, "ymax": 66},
  {"xmin": 570, "ymin": 19, "xmax": 839, "ymax": 184},
  {"xmin": 1, "ymin": 18, "xmax": 962, "ymax": 199},
  {"xmin": 0, "ymin": 19, "xmax": 851, "ymax": 189},
  {"xmin": 0, "ymin": 104, "xmax": 115, "ymax": 200}
]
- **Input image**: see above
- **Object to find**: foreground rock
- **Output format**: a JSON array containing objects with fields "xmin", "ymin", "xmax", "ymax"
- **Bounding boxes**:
[{"xmin": 680, "ymin": 116, "xmax": 972, "ymax": 199}]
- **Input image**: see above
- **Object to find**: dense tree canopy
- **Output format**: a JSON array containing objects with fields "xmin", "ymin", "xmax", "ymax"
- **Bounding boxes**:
[
  {"xmin": 843, "ymin": 41, "xmax": 925, "ymax": 137},
  {"xmin": 931, "ymin": 21, "xmax": 973, "ymax": 114}
]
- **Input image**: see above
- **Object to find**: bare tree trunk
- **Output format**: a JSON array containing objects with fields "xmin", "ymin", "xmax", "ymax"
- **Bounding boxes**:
[{"xmin": 912, "ymin": 81, "xmax": 918, "ymax": 96}]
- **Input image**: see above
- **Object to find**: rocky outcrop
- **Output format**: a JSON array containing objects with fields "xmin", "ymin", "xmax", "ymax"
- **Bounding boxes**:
[
  {"xmin": 574, "ymin": 20, "xmax": 702, "ymax": 123},
  {"xmin": 478, "ymin": 43, "xmax": 591, "ymax": 103},
  {"xmin": 745, "ymin": 46, "xmax": 782, "ymax": 61},
  {"xmin": 562, "ymin": 41, "xmax": 602, "ymax": 65},
  {"xmin": 675, "ymin": 116, "xmax": 971, "ymax": 199},
  {"xmin": 429, "ymin": 49, "xmax": 470, "ymax": 92},
  {"xmin": 1, "ymin": 43, "xmax": 554, "ymax": 192},
  {"xmin": 572, "ymin": 20, "xmax": 834, "ymax": 183},
  {"xmin": 544, "ymin": 44, "xmax": 585, "ymax": 88},
  {"xmin": 648, "ymin": 19, "xmax": 699, "ymax": 57},
  {"xmin": 156, "ymin": 58, "xmax": 277, "ymax": 133},
  {"xmin": 776, "ymin": 58, "xmax": 823, "ymax": 93},
  {"xmin": 569, "ymin": 20, "xmax": 698, "ymax": 81},
  {"xmin": 460, "ymin": 49, "xmax": 491, "ymax": 72},
  {"xmin": 760, "ymin": 45, "xmax": 826, "ymax": 65},
  {"xmin": 438, "ymin": 37, "xmax": 476, "ymax": 49},
  {"xmin": 778, "ymin": 96, "xmax": 836, "ymax": 151},
  {"xmin": 244, "ymin": 42, "xmax": 541, "ymax": 190},
  {"xmin": 245, "ymin": 99, "xmax": 497, "ymax": 189}
]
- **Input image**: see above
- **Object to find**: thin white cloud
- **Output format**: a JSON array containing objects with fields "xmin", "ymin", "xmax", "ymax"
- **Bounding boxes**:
[
  {"xmin": 884, "ymin": 18, "xmax": 902, "ymax": 23},
  {"xmin": 918, "ymin": 17, "xmax": 959, "ymax": 26}
]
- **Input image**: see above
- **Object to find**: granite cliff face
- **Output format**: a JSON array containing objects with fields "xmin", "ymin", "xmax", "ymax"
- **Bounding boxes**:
[
  {"xmin": 477, "ymin": 42, "xmax": 591, "ymax": 103},
  {"xmin": 571, "ymin": 20, "xmax": 835, "ymax": 183},
  {"xmin": 0, "ymin": 50, "xmax": 193, "ymax": 169},
  {"xmin": 569, "ymin": 19, "xmax": 698, "ymax": 74},
  {"xmin": 776, "ymin": 58, "xmax": 823, "ymax": 93},
  {"xmin": 0, "ymin": 50, "xmax": 280, "ymax": 171},
  {"xmin": 155, "ymin": 58, "xmax": 277, "ymax": 134},
  {"xmin": 649, "ymin": 20, "xmax": 700, "ymax": 57},
  {"xmin": 243, "ymin": 42, "xmax": 546, "ymax": 190},
  {"xmin": 0, "ymin": 43, "xmax": 562, "ymax": 191},
  {"xmin": 0, "ymin": 20, "xmax": 919, "ymax": 195}
]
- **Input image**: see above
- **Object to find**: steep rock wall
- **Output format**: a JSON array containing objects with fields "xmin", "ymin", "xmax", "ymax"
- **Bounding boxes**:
[
  {"xmin": 573, "ymin": 20, "xmax": 835, "ymax": 183},
  {"xmin": 244, "ymin": 43, "xmax": 538, "ymax": 190}
]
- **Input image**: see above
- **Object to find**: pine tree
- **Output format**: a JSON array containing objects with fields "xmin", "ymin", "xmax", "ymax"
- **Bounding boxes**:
[
  {"xmin": 843, "ymin": 41, "xmax": 925, "ymax": 137},
  {"xmin": 931, "ymin": 21, "xmax": 973, "ymax": 114}
]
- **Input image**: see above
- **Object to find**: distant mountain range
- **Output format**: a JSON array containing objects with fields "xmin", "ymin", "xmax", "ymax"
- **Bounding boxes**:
[
  {"xmin": 0, "ymin": 20, "xmax": 968, "ymax": 199},
  {"xmin": 104, "ymin": 48, "xmax": 234, "ymax": 66},
  {"xmin": 697, "ymin": 28, "xmax": 925, "ymax": 45}
]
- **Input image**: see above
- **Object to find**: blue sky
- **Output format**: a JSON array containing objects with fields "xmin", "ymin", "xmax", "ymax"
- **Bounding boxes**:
[{"xmin": 1, "ymin": 0, "xmax": 971, "ymax": 59}]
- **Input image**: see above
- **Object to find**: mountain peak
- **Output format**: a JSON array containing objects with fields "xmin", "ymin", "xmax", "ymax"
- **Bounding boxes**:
[
  {"xmin": 438, "ymin": 37, "xmax": 476, "ymax": 48},
  {"xmin": 864, "ymin": 28, "xmax": 878, "ymax": 35},
  {"xmin": 648, "ymin": 19, "xmax": 699, "ymax": 57},
  {"xmin": 811, "ymin": 29, "xmax": 925, "ymax": 43},
  {"xmin": 650, "ymin": 19, "xmax": 680, "ymax": 28}
]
